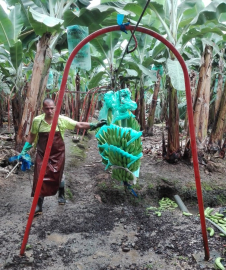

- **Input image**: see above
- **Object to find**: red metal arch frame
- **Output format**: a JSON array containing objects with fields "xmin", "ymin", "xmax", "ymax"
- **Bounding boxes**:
[{"xmin": 20, "ymin": 25, "xmax": 209, "ymax": 260}]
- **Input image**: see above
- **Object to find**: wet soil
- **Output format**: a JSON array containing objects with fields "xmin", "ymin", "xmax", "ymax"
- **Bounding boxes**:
[{"xmin": 1, "ymin": 127, "xmax": 226, "ymax": 270}]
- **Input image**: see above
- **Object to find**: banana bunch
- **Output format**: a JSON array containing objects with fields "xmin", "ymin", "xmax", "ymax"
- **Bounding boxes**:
[
  {"xmin": 108, "ymin": 149, "xmax": 140, "ymax": 171},
  {"xmin": 127, "ymin": 116, "xmax": 140, "ymax": 131},
  {"xmin": 96, "ymin": 120, "xmax": 142, "ymax": 184},
  {"xmin": 128, "ymin": 159, "xmax": 140, "ymax": 172},
  {"xmin": 112, "ymin": 168, "xmax": 134, "ymax": 182},
  {"xmin": 107, "ymin": 115, "xmax": 112, "ymax": 125},
  {"xmin": 125, "ymin": 137, "xmax": 142, "ymax": 155},
  {"xmin": 158, "ymin": 197, "xmax": 178, "ymax": 210},
  {"xmin": 97, "ymin": 126, "xmax": 142, "ymax": 156},
  {"xmin": 204, "ymin": 207, "xmax": 226, "ymax": 232},
  {"xmin": 97, "ymin": 126, "xmax": 130, "ymax": 148},
  {"xmin": 104, "ymin": 127, "xmax": 132, "ymax": 149},
  {"xmin": 146, "ymin": 197, "xmax": 178, "ymax": 217},
  {"xmin": 114, "ymin": 120, "xmax": 121, "ymax": 127}
]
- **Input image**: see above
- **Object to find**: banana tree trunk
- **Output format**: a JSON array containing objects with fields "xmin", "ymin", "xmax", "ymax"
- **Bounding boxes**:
[
  {"xmin": 193, "ymin": 45, "xmax": 212, "ymax": 146},
  {"xmin": 134, "ymin": 87, "xmax": 140, "ymax": 120},
  {"xmin": 160, "ymin": 92, "xmax": 168, "ymax": 123},
  {"xmin": 167, "ymin": 76, "xmax": 180, "ymax": 161},
  {"xmin": 75, "ymin": 73, "xmax": 80, "ymax": 121},
  {"xmin": 214, "ymin": 49, "xmax": 225, "ymax": 116},
  {"xmin": 16, "ymin": 33, "xmax": 52, "ymax": 148},
  {"xmin": 35, "ymin": 57, "xmax": 52, "ymax": 116},
  {"xmin": 64, "ymin": 92, "xmax": 70, "ymax": 117},
  {"xmin": 12, "ymin": 91, "xmax": 23, "ymax": 138},
  {"xmin": 208, "ymin": 74, "xmax": 217, "ymax": 128},
  {"xmin": 183, "ymin": 71, "xmax": 197, "ymax": 160},
  {"xmin": 185, "ymin": 70, "xmax": 197, "ymax": 133},
  {"xmin": 139, "ymin": 86, "xmax": 145, "ymax": 131},
  {"xmin": 119, "ymin": 75, "xmax": 125, "ymax": 89},
  {"xmin": 83, "ymin": 94, "xmax": 91, "ymax": 123},
  {"xmin": 209, "ymin": 78, "xmax": 226, "ymax": 148},
  {"xmin": 0, "ymin": 100, "xmax": 3, "ymax": 128},
  {"xmin": 147, "ymin": 71, "xmax": 161, "ymax": 136}
]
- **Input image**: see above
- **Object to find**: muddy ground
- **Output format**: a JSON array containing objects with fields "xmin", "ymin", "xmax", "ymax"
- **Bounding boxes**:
[{"xmin": 1, "ymin": 126, "xmax": 226, "ymax": 270}]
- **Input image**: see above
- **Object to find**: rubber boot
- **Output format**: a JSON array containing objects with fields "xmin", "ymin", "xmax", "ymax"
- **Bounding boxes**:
[
  {"xmin": 34, "ymin": 197, "xmax": 44, "ymax": 216},
  {"xmin": 58, "ymin": 181, "xmax": 66, "ymax": 205}
]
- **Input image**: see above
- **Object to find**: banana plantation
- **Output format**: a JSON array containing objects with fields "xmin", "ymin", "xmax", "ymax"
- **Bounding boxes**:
[{"xmin": 1, "ymin": 0, "xmax": 226, "ymax": 269}]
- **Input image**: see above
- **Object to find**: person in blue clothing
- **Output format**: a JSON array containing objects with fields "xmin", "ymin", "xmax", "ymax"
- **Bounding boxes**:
[{"xmin": 20, "ymin": 98, "xmax": 106, "ymax": 215}]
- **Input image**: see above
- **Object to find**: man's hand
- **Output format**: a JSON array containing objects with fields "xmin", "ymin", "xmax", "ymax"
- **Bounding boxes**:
[
  {"xmin": 20, "ymin": 142, "xmax": 33, "ymax": 156},
  {"xmin": 90, "ymin": 119, "xmax": 107, "ymax": 131}
]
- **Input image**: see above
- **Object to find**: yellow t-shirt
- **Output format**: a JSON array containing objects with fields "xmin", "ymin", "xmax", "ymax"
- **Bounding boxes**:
[{"xmin": 30, "ymin": 114, "xmax": 77, "ymax": 139}]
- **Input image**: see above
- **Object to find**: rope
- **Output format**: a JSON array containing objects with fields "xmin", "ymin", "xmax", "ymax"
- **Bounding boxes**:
[
  {"xmin": 116, "ymin": 0, "xmax": 151, "ymax": 79},
  {"xmin": 123, "ymin": 181, "xmax": 138, "ymax": 197}
]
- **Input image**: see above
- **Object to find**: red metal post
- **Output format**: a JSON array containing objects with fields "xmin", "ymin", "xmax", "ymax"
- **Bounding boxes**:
[{"xmin": 20, "ymin": 25, "xmax": 209, "ymax": 260}]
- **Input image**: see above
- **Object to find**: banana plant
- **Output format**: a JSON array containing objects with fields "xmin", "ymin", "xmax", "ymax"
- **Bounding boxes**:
[
  {"xmin": 4, "ymin": 0, "xmax": 77, "ymax": 146},
  {"xmin": 0, "ymin": 3, "xmax": 32, "ymax": 137},
  {"xmin": 141, "ymin": 0, "xmax": 226, "ymax": 160}
]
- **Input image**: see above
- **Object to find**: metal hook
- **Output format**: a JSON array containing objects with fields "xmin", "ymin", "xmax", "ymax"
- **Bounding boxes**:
[{"xmin": 126, "ymin": 30, "xmax": 138, "ymax": 54}]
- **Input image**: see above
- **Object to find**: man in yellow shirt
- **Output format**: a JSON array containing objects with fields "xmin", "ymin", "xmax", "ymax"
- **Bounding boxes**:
[{"xmin": 20, "ymin": 98, "xmax": 106, "ymax": 215}]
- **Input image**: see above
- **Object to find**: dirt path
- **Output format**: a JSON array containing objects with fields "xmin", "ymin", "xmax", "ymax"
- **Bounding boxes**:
[{"xmin": 1, "ymin": 130, "xmax": 226, "ymax": 270}]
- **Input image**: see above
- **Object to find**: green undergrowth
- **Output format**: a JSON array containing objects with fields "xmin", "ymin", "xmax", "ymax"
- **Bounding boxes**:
[
  {"xmin": 67, "ymin": 133, "xmax": 91, "ymax": 166},
  {"xmin": 66, "ymin": 187, "xmax": 73, "ymax": 200}
]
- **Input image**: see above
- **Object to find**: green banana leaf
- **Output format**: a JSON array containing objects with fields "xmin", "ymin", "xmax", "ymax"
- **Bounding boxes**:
[
  {"xmin": 6, "ymin": 0, "xmax": 30, "ymax": 25},
  {"xmin": 178, "ymin": 0, "xmax": 205, "ymax": 28},
  {"xmin": 63, "ymin": 4, "xmax": 131, "ymax": 32},
  {"xmin": 124, "ymin": 2, "xmax": 151, "ymax": 19},
  {"xmin": 166, "ymin": 59, "xmax": 185, "ymax": 91},
  {"xmin": 126, "ymin": 69, "xmax": 138, "ymax": 77},
  {"xmin": 149, "ymin": 2, "xmax": 173, "ymax": 43},
  {"xmin": 99, "ymin": 0, "xmax": 126, "ymax": 9},
  {"xmin": 104, "ymin": 32, "xmax": 121, "ymax": 52},
  {"xmin": 0, "ymin": 5, "xmax": 14, "ymax": 49},
  {"xmin": 32, "ymin": 0, "xmax": 49, "ymax": 14},
  {"xmin": 51, "ymin": 53, "xmax": 66, "ymax": 64},
  {"xmin": 91, "ymin": 56, "xmax": 108, "ymax": 72},
  {"xmin": 63, "ymin": 9, "xmax": 109, "ymax": 33},
  {"xmin": 0, "ymin": 81, "xmax": 11, "ymax": 94},
  {"xmin": 137, "ymin": 63, "xmax": 157, "ymax": 81},
  {"xmin": 201, "ymin": 38, "xmax": 222, "ymax": 57},
  {"xmin": 182, "ymin": 25, "xmax": 226, "ymax": 46},
  {"xmin": 10, "ymin": 39, "xmax": 22, "ymax": 70},
  {"xmin": 88, "ymin": 71, "xmax": 107, "ymax": 89},
  {"xmin": 28, "ymin": 7, "xmax": 64, "ymax": 36},
  {"xmin": 191, "ymin": 0, "xmax": 226, "ymax": 26},
  {"xmin": 151, "ymin": 41, "xmax": 166, "ymax": 60},
  {"xmin": 124, "ymin": 57, "xmax": 157, "ymax": 81},
  {"xmin": 6, "ymin": 0, "xmax": 46, "ymax": 13},
  {"xmin": 185, "ymin": 58, "xmax": 200, "ymax": 68},
  {"xmin": 9, "ymin": 4, "xmax": 24, "ymax": 41},
  {"xmin": 90, "ymin": 36, "xmax": 108, "ymax": 60}
]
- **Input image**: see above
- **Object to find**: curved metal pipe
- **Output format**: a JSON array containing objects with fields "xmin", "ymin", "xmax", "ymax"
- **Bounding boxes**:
[
  {"xmin": 174, "ymin": 195, "xmax": 189, "ymax": 213},
  {"xmin": 20, "ymin": 25, "xmax": 209, "ymax": 260}
]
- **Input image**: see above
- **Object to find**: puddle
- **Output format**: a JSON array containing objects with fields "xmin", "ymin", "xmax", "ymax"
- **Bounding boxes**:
[
  {"xmin": 187, "ymin": 206, "xmax": 199, "ymax": 215},
  {"xmin": 47, "ymin": 233, "xmax": 71, "ymax": 243}
]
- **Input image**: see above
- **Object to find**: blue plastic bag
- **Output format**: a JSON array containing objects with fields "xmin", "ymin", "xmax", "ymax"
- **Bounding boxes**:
[
  {"xmin": 67, "ymin": 25, "xmax": 91, "ymax": 71},
  {"xmin": 9, "ymin": 154, "xmax": 33, "ymax": 171},
  {"xmin": 98, "ymin": 89, "xmax": 137, "ymax": 123}
]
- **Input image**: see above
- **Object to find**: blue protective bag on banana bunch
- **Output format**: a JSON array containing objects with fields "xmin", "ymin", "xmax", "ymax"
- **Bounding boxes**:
[
  {"xmin": 97, "ymin": 89, "xmax": 142, "ymax": 183},
  {"xmin": 96, "ymin": 124, "xmax": 143, "ymax": 180},
  {"xmin": 67, "ymin": 25, "xmax": 91, "ymax": 71},
  {"xmin": 99, "ymin": 88, "xmax": 137, "ymax": 124}
]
